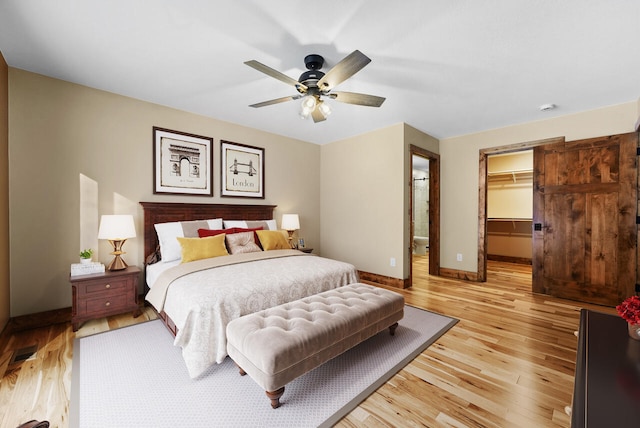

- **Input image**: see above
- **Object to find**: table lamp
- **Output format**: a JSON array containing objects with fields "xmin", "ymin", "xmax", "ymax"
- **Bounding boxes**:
[
  {"xmin": 98, "ymin": 214, "xmax": 136, "ymax": 270},
  {"xmin": 281, "ymin": 214, "xmax": 300, "ymax": 248}
]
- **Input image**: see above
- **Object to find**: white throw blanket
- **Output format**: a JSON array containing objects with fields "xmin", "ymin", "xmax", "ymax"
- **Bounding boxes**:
[{"xmin": 145, "ymin": 250, "xmax": 359, "ymax": 378}]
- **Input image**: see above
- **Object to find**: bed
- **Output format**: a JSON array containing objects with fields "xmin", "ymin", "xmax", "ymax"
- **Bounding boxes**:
[{"xmin": 140, "ymin": 202, "xmax": 360, "ymax": 378}]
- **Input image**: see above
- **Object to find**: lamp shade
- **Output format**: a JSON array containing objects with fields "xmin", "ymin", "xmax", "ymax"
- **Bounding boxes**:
[
  {"xmin": 98, "ymin": 215, "xmax": 136, "ymax": 240},
  {"xmin": 281, "ymin": 214, "xmax": 300, "ymax": 231}
]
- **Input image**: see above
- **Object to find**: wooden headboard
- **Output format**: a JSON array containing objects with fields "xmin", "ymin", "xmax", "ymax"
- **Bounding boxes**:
[{"xmin": 140, "ymin": 202, "xmax": 277, "ymax": 261}]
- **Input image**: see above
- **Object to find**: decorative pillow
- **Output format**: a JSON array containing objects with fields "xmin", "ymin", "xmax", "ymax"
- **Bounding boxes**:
[
  {"xmin": 197, "ymin": 228, "xmax": 227, "ymax": 238},
  {"xmin": 176, "ymin": 235, "xmax": 228, "ymax": 263},
  {"xmin": 155, "ymin": 218, "xmax": 223, "ymax": 262},
  {"xmin": 199, "ymin": 226, "xmax": 262, "ymax": 242},
  {"xmin": 225, "ymin": 231, "xmax": 263, "ymax": 255},
  {"xmin": 232, "ymin": 226, "xmax": 263, "ymax": 245},
  {"xmin": 256, "ymin": 230, "xmax": 291, "ymax": 251},
  {"xmin": 223, "ymin": 219, "xmax": 277, "ymax": 231}
]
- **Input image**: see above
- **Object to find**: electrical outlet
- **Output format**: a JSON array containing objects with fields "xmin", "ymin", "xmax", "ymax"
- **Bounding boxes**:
[
  {"xmin": 456, "ymin": 253, "xmax": 463, "ymax": 262},
  {"xmin": 390, "ymin": 257, "xmax": 396, "ymax": 267}
]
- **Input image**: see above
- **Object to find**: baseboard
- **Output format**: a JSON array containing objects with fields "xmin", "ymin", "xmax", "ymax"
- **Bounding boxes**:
[
  {"xmin": 3, "ymin": 306, "xmax": 72, "ymax": 334},
  {"xmin": 439, "ymin": 268, "xmax": 479, "ymax": 282},
  {"xmin": 487, "ymin": 254, "xmax": 532, "ymax": 265},
  {"xmin": 1, "ymin": 293, "xmax": 148, "ymax": 335},
  {"xmin": 358, "ymin": 271, "xmax": 410, "ymax": 289}
]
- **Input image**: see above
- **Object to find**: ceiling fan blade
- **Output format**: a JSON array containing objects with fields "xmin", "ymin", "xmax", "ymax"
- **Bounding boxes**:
[
  {"xmin": 329, "ymin": 91, "xmax": 385, "ymax": 107},
  {"xmin": 249, "ymin": 95, "xmax": 300, "ymax": 108},
  {"xmin": 316, "ymin": 50, "xmax": 371, "ymax": 91},
  {"xmin": 245, "ymin": 60, "xmax": 308, "ymax": 92},
  {"xmin": 311, "ymin": 106, "xmax": 327, "ymax": 123}
]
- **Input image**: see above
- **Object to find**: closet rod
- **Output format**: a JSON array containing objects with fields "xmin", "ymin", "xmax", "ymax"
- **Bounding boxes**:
[{"xmin": 487, "ymin": 168, "xmax": 533, "ymax": 176}]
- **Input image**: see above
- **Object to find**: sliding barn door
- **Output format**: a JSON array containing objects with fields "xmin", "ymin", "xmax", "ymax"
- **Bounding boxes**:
[{"xmin": 532, "ymin": 132, "xmax": 638, "ymax": 306}]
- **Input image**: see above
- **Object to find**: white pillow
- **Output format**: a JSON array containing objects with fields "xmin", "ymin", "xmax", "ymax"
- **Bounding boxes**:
[
  {"xmin": 223, "ymin": 219, "xmax": 277, "ymax": 231},
  {"xmin": 155, "ymin": 218, "xmax": 223, "ymax": 262}
]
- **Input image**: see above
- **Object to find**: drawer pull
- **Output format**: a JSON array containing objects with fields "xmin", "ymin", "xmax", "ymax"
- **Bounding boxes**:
[
  {"xmin": 105, "ymin": 284, "xmax": 111, "ymax": 289},
  {"xmin": 105, "ymin": 301, "xmax": 110, "ymax": 307}
]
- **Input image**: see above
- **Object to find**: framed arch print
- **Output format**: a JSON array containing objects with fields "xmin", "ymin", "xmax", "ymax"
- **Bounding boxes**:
[
  {"xmin": 221, "ymin": 140, "xmax": 265, "ymax": 198},
  {"xmin": 153, "ymin": 127, "xmax": 213, "ymax": 196}
]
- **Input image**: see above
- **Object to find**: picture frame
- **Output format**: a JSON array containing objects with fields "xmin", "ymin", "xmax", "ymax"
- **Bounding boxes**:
[
  {"xmin": 220, "ymin": 140, "xmax": 265, "ymax": 198},
  {"xmin": 153, "ymin": 127, "xmax": 213, "ymax": 196},
  {"xmin": 298, "ymin": 238, "xmax": 305, "ymax": 248}
]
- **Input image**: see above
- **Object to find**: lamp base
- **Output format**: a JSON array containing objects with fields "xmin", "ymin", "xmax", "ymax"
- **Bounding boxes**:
[
  {"xmin": 286, "ymin": 230, "xmax": 296, "ymax": 249},
  {"xmin": 107, "ymin": 239, "xmax": 129, "ymax": 271},
  {"xmin": 107, "ymin": 255, "xmax": 128, "ymax": 271}
]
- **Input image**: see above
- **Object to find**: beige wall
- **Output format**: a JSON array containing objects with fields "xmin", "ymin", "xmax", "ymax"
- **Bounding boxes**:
[
  {"xmin": 0, "ymin": 52, "xmax": 8, "ymax": 329},
  {"xmin": 440, "ymin": 101, "xmax": 639, "ymax": 273},
  {"xmin": 9, "ymin": 68, "xmax": 320, "ymax": 316},
  {"xmin": 320, "ymin": 123, "xmax": 438, "ymax": 279}
]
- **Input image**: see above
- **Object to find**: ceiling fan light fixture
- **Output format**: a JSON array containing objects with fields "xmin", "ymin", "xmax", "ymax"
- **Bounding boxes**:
[
  {"xmin": 299, "ymin": 108, "xmax": 311, "ymax": 119},
  {"xmin": 299, "ymin": 95, "xmax": 317, "ymax": 119},
  {"xmin": 301, "ymin": 95, "xmax": 316, "ymax": 110},
  {"xmin": 318, "ymin": 101, "xmax": 331, "ymax": 118}
]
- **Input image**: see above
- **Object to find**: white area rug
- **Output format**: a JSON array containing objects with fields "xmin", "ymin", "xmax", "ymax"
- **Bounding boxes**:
[{"xmin": 71, "ymin": 305, "xmax": 456, "ymax": 428}]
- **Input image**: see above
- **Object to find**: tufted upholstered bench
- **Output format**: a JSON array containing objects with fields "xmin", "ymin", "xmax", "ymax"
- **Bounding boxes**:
[{"xmin": 226, "ymin": 282, "xmax": 405, "ymax": 408}]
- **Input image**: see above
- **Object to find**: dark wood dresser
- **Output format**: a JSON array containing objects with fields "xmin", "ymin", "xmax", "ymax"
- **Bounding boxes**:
[
  {"xmin": 70, "ymin": 266, "xmax": 141, "ymax": 331},
  {"xmin": 572, "ymin": 309, "xmax": 640, "ymax": 427}
]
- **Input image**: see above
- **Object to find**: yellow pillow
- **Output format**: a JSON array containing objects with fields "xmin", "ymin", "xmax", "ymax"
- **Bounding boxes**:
[
  {"xmin": 177, "ymin": 234, "xmax": 228, "ymax": 263},
  {"xmin": 256, "ymin": 230, "xmax": 291, "ymax": 251}
]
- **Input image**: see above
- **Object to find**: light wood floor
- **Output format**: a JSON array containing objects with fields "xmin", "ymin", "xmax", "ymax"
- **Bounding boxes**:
[{"xmin": 0, "ymin": 257, "xmax": 617, "ymax": 428}]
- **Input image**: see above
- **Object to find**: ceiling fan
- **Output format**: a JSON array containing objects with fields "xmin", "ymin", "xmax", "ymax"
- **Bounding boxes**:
[{"xmin": 244, "ymin": 50, "xmax": 385, "ymax": 123}]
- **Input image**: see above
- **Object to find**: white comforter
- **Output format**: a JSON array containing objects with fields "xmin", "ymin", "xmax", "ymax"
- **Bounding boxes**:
[{"xmin": 145, "ymin": 250, "xmax": 359, "ymax": 378}]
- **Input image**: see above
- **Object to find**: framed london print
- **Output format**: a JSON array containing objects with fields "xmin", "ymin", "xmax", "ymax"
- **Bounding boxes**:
[
  {"xmin": 153, "ymin": 127, "xmax": 213, "ymax": 196},
  {"xmin": 221, "ymin": 140, "xmax": 265, "ymax": 198}
]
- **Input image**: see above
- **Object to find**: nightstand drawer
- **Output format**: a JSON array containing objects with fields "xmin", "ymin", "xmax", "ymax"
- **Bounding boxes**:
[
  {"xmin": 83, "ymin": 293, "xmax": 129, "ymax": 314},
  {"xmin": 81, "ymin": 277, "xmax": 129, "ymax": 295}
]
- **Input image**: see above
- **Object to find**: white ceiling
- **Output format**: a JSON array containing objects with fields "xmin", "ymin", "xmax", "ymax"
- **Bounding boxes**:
[{"xmin": 1, "ymin": 1, "xmax": 639, "ymax": 145}]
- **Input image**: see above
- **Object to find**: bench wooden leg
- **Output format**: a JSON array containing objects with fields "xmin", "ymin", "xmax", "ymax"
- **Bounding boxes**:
[
  {"xmin": 389, "ymin": 322, "xmax": 399, "ymax": 336},
  {"xmin": 266, "ymin": 387, "xmax": 285, "ymax": 409},
  {"xmin": 234, "ymin": 362, "xmax": 246, "ymax": 376}
]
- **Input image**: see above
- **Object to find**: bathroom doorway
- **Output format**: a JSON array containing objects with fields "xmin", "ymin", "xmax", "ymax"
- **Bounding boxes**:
[
  {"xmin": 410, "ymin": 145, "xmax": 440, "ymax": 286},
  {"xmin": 412, "ymin": 155, "xmax": 429, "ymax": 261}
]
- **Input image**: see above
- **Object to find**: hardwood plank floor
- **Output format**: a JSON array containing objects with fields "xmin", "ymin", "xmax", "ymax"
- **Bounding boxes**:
[{"xmin": 0, "ymin": 258, "xmax": 618, "ymax": 427}]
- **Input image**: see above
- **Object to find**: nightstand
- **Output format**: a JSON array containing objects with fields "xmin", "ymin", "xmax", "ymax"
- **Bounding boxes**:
[
  {"xmin": 299, "ymin": 248, "xmax": 313, "ymax": 254},
  {"xmin": 70, "ymin": 266, "xmax": 141, "ymax": 331}
]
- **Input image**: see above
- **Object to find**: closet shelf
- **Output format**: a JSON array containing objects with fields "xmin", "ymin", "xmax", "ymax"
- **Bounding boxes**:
[
  {"xmin": 487, "ymin": 218, "xmax": 532, "ymax": 221},
  {"xmin": 488, "ymin": 218, "xmax": 532, "ymax": 229},
  {"xmin": 487, "ymin": 168, "xmax": 533, "ymax": 183}
]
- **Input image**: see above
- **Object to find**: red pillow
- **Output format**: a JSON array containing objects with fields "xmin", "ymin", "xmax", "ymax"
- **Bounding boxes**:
[
  {"xmin": 198, "ymin": 227, "xmax": 264, "ymax": 245},
  {"xmin": 197, "ymin": 228, "xmax": 227, "ymax": 238}
]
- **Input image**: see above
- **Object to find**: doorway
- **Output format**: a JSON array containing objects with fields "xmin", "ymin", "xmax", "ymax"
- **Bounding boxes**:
[
  {"xmin": 486, "ymin": 151, "xmax": 534, "ymax": 267},
  {"xmin": 410, "ymin": 145, "xmax": 440, "ymax": 286},
  {"xmin": 412, "ymin": 155, "xmax": 429, "ymax": 263},
  {"xmin": 478, "ymin": 137, "xmax": 563, "ymax": 282}
]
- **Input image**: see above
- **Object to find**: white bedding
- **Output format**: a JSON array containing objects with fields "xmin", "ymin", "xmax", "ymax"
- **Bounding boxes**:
[
  {"xmin": 145, "ymin": 259, "xmax": 180, "ymax": 288},
  {"xmin": 145, "ymin": 250, "xmax": 359, "ymax": 378}
]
